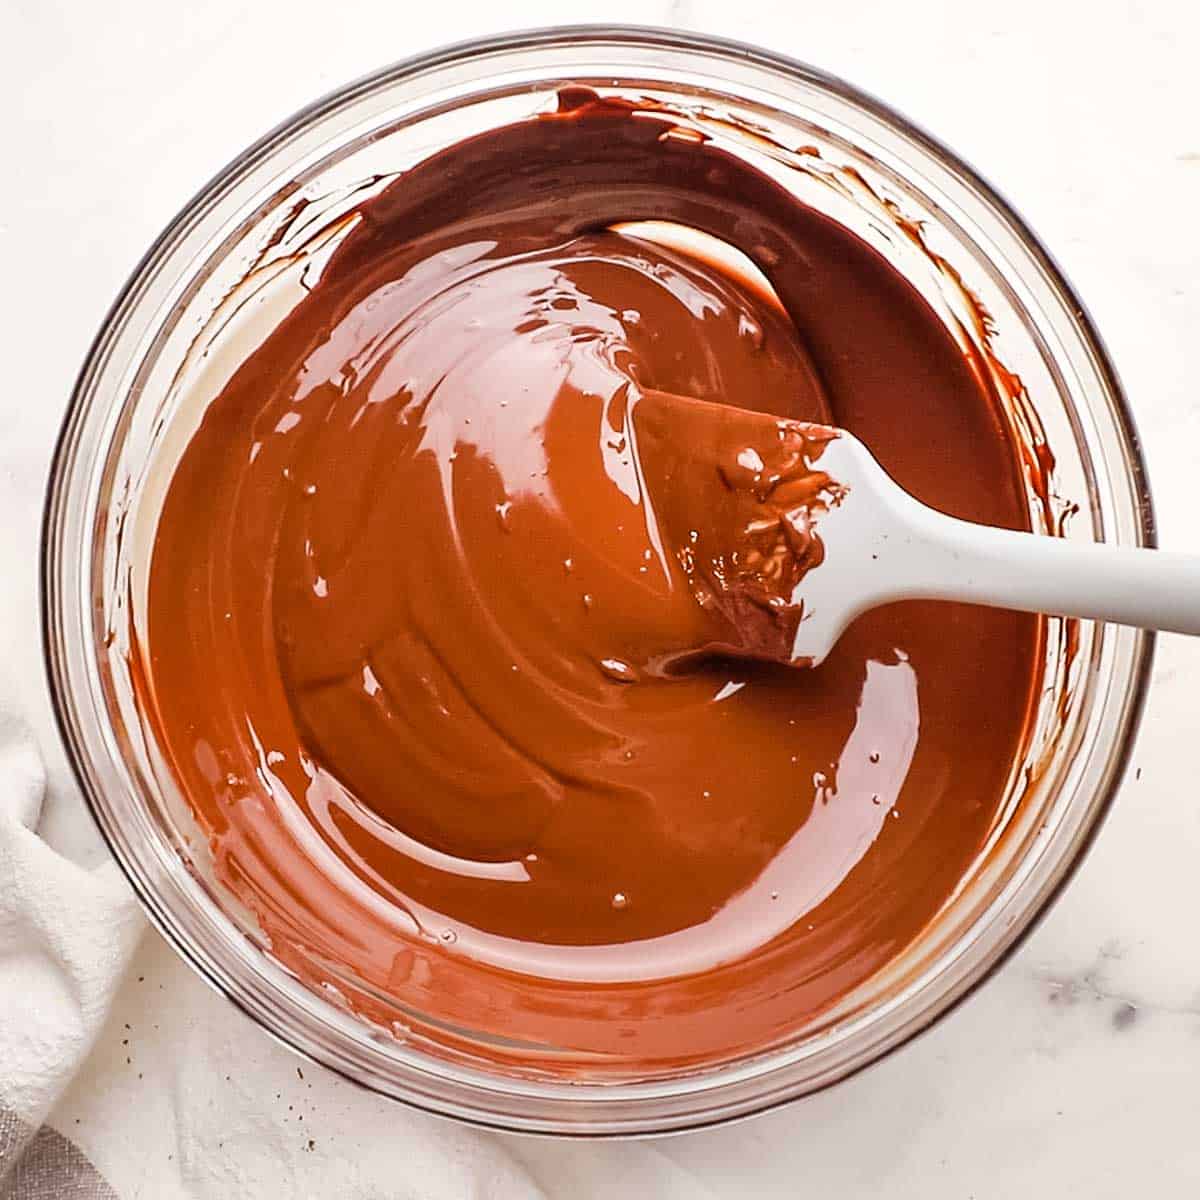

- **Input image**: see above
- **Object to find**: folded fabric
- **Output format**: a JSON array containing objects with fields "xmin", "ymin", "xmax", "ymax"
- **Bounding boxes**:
[{"xmin": 0, "ymin": 715, "xmax": 144, "ymax": 1197}]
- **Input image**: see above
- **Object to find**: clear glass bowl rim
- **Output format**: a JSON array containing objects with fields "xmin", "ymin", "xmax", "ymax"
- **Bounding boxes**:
[{"xmin": 42, "ymin": 24, "xmax": 1156, "ymax": 1136}]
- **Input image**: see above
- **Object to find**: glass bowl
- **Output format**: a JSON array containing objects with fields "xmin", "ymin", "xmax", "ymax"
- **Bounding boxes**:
[{"xmin": 43, "ymin": 26, "xmax": 1154, "ymax": 1135}]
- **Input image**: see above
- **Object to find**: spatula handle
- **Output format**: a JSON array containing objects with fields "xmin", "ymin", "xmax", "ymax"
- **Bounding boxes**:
[{"xmin": 898, "ymin": 504, "xmax": 1200, "ymax": 636}]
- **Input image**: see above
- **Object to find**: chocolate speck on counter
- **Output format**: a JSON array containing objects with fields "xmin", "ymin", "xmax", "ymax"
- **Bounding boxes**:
[{"xmin": 1113, "ymin": 1002, "xmax": 1139, "ymax": 1031}]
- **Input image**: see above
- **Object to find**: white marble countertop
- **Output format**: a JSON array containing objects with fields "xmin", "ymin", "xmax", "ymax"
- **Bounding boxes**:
[{"xmin": 6, "ymin": 1, "xmax": 1200, "ymax": 1194}]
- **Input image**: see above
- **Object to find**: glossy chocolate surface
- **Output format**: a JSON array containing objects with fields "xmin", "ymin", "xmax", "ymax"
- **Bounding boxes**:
[{"xmin": 141, "ymin": 92, "xmax": 1039, "ymax": 1070}]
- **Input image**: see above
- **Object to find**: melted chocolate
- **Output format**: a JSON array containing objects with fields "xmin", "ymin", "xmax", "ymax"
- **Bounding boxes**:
[
  {"xmin": 631, "ymin": 390, "xmax": 842, "ymax": 667},
  {"xmin": 140, "ymin": 92, "xmax": 1040, "ymax": 1071}
]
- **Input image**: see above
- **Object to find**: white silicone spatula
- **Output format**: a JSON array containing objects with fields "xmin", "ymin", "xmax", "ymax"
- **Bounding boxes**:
[
  {"xmin": 788, "ymin": 427, "xmax": 1196, "ymax": 666},
  {"xmin": 614, "ymin": 224, "xmax": 1192, "ymax": 668}
]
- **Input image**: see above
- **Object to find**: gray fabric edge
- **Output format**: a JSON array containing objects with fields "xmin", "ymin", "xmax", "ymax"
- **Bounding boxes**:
[{"xmin": 0, "ymin": 1108, "xmax": 119, "ymax": 1200}]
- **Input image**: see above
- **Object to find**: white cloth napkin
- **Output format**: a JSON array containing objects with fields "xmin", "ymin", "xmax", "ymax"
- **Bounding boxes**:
[{"xmin": 0, "ymin": 716, "xmax": 142, "ymax": 1197}]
